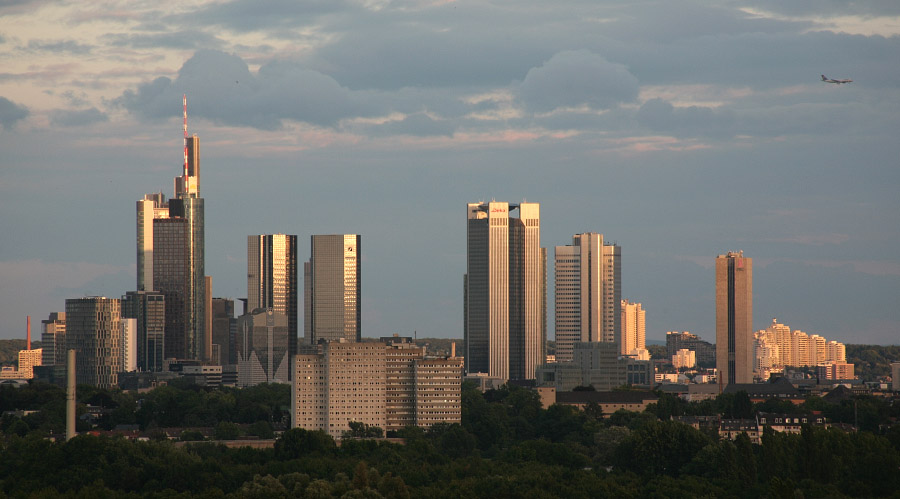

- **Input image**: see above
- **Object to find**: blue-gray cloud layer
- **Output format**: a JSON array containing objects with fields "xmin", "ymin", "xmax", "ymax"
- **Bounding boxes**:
[{"xmin": 0, "ymin": 96, "xmax": 28, "ymax": 129}]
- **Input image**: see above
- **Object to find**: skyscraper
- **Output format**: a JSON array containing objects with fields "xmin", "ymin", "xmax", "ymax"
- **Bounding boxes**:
[
  {"xmin": 122, "ymin": 291, "xmax": 165, "ymax": 372},
  {"xmin": 40, "ymin": 312, "xmax": 66, "ymax": 367},
  {"xmin": 304, "ymin": 234, "xmax": 361, "ymax": 344},
  {"xmin": 621, "ymin": 300, "xmax": 646, "ymax": 356},
  {"xmin": 464, "ymin": 201, "xmax": 545, "ymax": 380},
  {"xmin": 248, "ymin": 234, "xmax": 298, "ymax": 357},
  {"xmin": 65, "ymin": 297, "xmax": 123, "ymax": 389},
  {"xmin": 554, "ymin": 233, "xmax": 620, "ymax": 363},
  {"xmin": 211, "ymin": 298, "xmax": 236, "ymax": 365},
  {"xmin": 143, "ymin": 96, "xmax": 205, "ymax": 361},
  {"xmin": 236, "ymin": 308, "xmax": 290, "ymax": 386},
  {"xmin": 716, "ymin": 251, "xmax": 753, "ymax": 386}
]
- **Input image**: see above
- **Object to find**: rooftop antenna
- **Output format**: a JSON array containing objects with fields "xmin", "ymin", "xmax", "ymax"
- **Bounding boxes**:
[{"xmin": 182, "ymin": 94, "xmax": 189, "ymax": 195}]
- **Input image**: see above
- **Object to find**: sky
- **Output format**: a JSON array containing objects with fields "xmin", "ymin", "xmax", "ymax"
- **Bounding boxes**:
[{"xmin": 1, "ymin": 0, "xmax": 899, "ymax": 346}]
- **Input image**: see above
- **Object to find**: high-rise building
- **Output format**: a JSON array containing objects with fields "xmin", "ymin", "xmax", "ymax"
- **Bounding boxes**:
[
  {"xmin": 139, "ymin": 97, "xmax": 205, "ymax": 361},
  {"xmin": 304, "ymin": 234, "xmax": 361, "ymax": 344},
  {"xmin": 65, "ymin": 297, "xmax": 123, "ymax": 389},
  {"xmin": 211, "ymin": 298, "xmax": 235, "ymax": 366},
  {"xmin": 465, "ymin": 201, "xmax": 545, "ymax": 380},
  {"xmin": 248, "ymin": 234, "xmax": 298, "ymax": 358},
  {"xmin": 292, "ymin": 339, "xmax": 462, "ymax": 437},
  {"xmin": 665, "ymin": 331, "xmax": 716, "ymax": 366},
  {"xmin": 621, "ymin": 300, "xmax": 645, "ymax": 356},
  {"xmin": 716, "ymin": 251, "xmax": 753, "ymax": 386},
  {"xmin": 554, "ymin": 233, "xmax": 620, "ymax": 363},
  {"xmin": 235, "ymin": 308, "xmax": 290, "ymax": 386},
  {"xmin": 41, "ymin": 312, "xmax": 66, "ymax": 366},
  {"xmin": 122, "ymin": 291, "xmax": 165, "ymax": 372},
  {"xmin": 122, "ymin": 318, "xmax": 137, "ymax": 372},
  {"xmin": 136, "ymin": 192, "xmax": 168, "ymax": 291}
]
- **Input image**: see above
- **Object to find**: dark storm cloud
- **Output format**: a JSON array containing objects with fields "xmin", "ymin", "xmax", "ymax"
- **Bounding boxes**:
[
  {"xmin": 0, "ymin": 96, "xmax": 28, "ymax": 129},
  {"xmin": 116, "ymin": 49, "xmax": 384, "ymax": 129},
  {"xmin": 49, "ymin": 107, "xmax": 108, "ymax": 127},
  {"xmin": 26, "ymin": 39, "xmax": 92, "ymax": 54},
  {"xmin": 518, "ymin": 50, "xmax": 639, "ymax": 112}
]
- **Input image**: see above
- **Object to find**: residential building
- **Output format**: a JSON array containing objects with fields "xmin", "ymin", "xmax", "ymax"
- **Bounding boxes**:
[
  {"xmin": 672, "ymin": 348, "xmax": 696, "ymax": 369},
  {"xmin": 665, "ymin": 331, "xmax": 716, "ymax": 366},
  {"xmin": 292, "ymin": 340, "xmax": 463, "ymax": 437},
  {"xmin": 817, "ymin": 362, "xmax": 855, "ymax": 380},
  {"xmin": 248, "ymin": 234, "xmax": 298, "ymax": 358},
  {"xmin": 304, "ymin": 234, "xmax": 361, "ymax": 344},
  {"xmin": 620, "ymin": 300, "xmax": 645, "ymax": 356},
  {"xmin": 716, "ymin": 251, "xmax": 753, "ymax": 386},
  {"xmin": 16, "ymin": 348, "xmax": 42, "ymax": 379},
  {"xmin": 465, "ymin": 201, "xmax": 545, "ymax": 380},
  {"xmin": 65, "ymin": 297, "xmax": 123, "ymax": 389},
  {"xmin": 554, "ymin": 233, "xmax": 620, "ymax": 363}
]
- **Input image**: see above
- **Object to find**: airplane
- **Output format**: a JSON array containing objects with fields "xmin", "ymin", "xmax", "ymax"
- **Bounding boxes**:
[{"xmin": 821, "ymin": 75, "xmax": 852, "ymax": 84}]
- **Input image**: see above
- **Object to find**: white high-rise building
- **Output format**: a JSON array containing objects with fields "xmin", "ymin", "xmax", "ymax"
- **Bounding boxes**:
[
  {"xmin": 621, "ymin": 300, "xmax": 645, "ymax": 356},
  {"xmin": 554, "ymin": 233, "xmax": 620, "ymax": 363},
  {"xmin": 464, "ymin": 201, "xmax": 545, "ymax": 380}
]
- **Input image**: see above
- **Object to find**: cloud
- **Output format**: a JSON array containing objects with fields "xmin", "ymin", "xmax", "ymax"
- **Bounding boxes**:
[
  {"xmin": 26, "ymin": 39, "xmax": 92, "ymax": 54},
  {"xmin": 518, "ymin": 50, "xmax": 639, "ymax": 113},
  {"xmin": 49, "ymin": 107, "xmax": 109, "ymax": 127},
  {"xmin": 0, "ymin": 96, "xmax": 29, "ymax": 129},
  {"xmin": 637, "ymin": 98, "xmax": 736, "ymax": 137},
  {"xmin": 117, "ymin": 49, "xmax": 389, "ymax": 129},
  {"xmin": 367, "ymin": 112, "xmax": 454, "ymax": 137},
  {"xmin": 188, "ymin": 0, "xmax": 349, "ymax": 32},
  {"xmin": 102, "ymin": 31, "xmax": 224, "ymax": 50}
]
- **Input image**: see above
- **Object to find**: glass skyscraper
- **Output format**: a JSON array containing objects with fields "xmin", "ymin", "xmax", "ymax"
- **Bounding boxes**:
[
  {"xmin": 248, "ymin": 234, "xmax": 298, "ymax": 358},
  {"xmin": 304, "ymin": 234, "xmax": 361, "ymax": 344}
]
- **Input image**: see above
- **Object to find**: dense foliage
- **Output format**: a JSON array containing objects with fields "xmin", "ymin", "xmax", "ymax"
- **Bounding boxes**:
[
  {"xmin": 846, "ymin": 344, "xmax": 900, "ymax": 381},
  {"xmin": 1, "ymin": 381, "xmax": 899, "ymax": 497},
  {"xmin": 0, "ymin": 339, "xmax": 41, "ymax": 366}
]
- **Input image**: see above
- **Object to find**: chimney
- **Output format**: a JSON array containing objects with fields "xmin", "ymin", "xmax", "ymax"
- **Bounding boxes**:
[
  {"xmin": 26, "ymin": 315, "xmax": 31, "ymax": 350},
  {"xmin": 451, "ymin": 341, "xmax": 456, "ymax": 358}
]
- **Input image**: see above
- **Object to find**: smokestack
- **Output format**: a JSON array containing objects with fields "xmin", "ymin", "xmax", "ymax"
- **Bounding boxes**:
[
  {"xmin": 66, "ymin": 349, "xmax": 76, "ymax": 441},
  {"xmin": 26, "ymin": 316, "xmax": 31, "ymax": 350},
  {"xmin": 451, "ymin": 341, "xmax": 456, "ymax": 358}
]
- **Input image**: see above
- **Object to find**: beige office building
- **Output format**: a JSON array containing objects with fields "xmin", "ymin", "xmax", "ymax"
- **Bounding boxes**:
[
  {"xmin": 554, "ymin": 233, "xmax": 620, "ymax": 363},
  {"xmin": 716, "ymin": 251, "xmax": 753, "ymax": 386},
  {"xmin": 304, "ymin": 235, "xmax": 361, "ymax": 344},
  {"xmin": 621, "ymin": 300, "xmax": 645, "ymax": 356},
  {"xmin": 465, "ymin": 201, "xmax": 545, "ymax": 380},
  {"xmin": 292, "ymin": 339, "xmax": 462, "ymax": 437}
]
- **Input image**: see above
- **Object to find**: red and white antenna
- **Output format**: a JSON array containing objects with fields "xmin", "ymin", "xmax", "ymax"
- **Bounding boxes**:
[{"xmin": 182, "ymin": 94, "xmax": 189, "ymax": 194}]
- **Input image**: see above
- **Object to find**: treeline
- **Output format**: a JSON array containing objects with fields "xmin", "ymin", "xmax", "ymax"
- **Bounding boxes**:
[
  {"xmin": 846, "ymin": 344, "xmax": 900, "ymax": 380},
  {"xmin": 0, "ymin": 339, "xmax": 41, "ymax": 365},
  {"xmin": 1, "ymin": 382, "xmax": 900, "ymax": 497}
]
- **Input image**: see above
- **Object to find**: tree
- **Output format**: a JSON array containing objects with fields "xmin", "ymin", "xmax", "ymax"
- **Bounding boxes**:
[{"xmin": 214, "ymin": 421, "xmax": 242, "ymax": 440}]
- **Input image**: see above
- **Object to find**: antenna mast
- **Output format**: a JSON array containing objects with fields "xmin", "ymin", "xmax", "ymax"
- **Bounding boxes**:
[{"xmin": 182, "ymin": 94, "xmax": 189, "ymax": 194}]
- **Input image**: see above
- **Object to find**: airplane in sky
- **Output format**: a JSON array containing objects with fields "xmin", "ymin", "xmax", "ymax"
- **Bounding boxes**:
[{"xmin": 822, "ymin": 75, "xmax": 852, "ymax": 84}]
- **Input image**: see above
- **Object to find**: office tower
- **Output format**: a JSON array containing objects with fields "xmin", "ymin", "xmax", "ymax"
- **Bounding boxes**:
[
  {"xmin": 122, "ymin": 291, "xmax": 165, "ymax": 372},
  {"xmin": 65, "ymin": 297, "xmax": 123, "ymax": 389},
  {"xmin": 465, "ymin": 201, "xmax": 545, "ymax": 381},
  {"xmin": 41, "ymin": 312, "xmax": 66, "ymax": 366},
  {"xmin": 136, "ymin": 192, "xmax": 168, "ymax": 291},
  {"xmin": 621, "ymin": 300, "xmax": 645, "ymax": 356},
  {"xmin": 211, "ymin": 298, "xmax": 235, "ymax": 365},
  {"xmin": 248, "ymin": 234, "xmax": 298, "ymax": 357},
  {"xmin": 554, "ymin": 233, "xmax": 620, "ymax": 363},
  {"xmin": 292, "ymin": 340, "xmax": 462, "ymax": 437},
  {"xmin": 235, "ymin": 308, "xmax": 290, "ymax": 386},
  {"xmin": 147, "ymin": 98, "xmax": 205, "ymax": 361},
  {"xmin": 122, "ymin": 318, "xmax": 137, "ymax": 372},
  {"xmin": 715, "ymin": 251, "xmax": 753, "ymax": 386},
  {"xmin": 304, "ymin": 234, "xmax": 361, "ymax": 344}
]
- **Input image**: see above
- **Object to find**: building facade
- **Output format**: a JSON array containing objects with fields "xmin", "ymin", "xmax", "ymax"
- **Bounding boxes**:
[
  {"xmin": 211, "ymin": 298, "xmax": 235, "ymax": 366},
  {"xmin": 292, "ymin": 340, "xmax": 463, "ymax": 437},
  {"xmin": 465, "ymin": 201, "xmax": 545, "ymax": 381},
  {"xmin": 40, "ymin": 312, "xmax": 66, "ymax": 367},
  {"xmin": 65, "ymin": 297, "xmax": 123, "ymax": 389},
  {"xmin": 665, "ymin": 331, "xmax": 716, "ymax": 367},
  {"xmin": 248, "ymin": 234, "xmax": 298, "ymax": 358},
  {"xmin": 554, "ymin": 233, "xmax": 620, "ymax": 363},
  {"xmin": 716, "ymin": 251, "xmax": 753, "ymax": 386},
  {"xmin": 122, "ymin": 291, "xmax": 165, "ymax": 372},
  {"xmin": 136, "ymin": 192, "xmax": 168, "ymax": 292},
  {"xmin": 235, "ymin": 308, "xmax": 290, "ymax": 387},
  {"xmin": 620, "ymin": 300, "xmax": 645, "ymax": 356},
  {"xmin": 304, "ymin": 234, "xmax": 361, "ymax": 344}
]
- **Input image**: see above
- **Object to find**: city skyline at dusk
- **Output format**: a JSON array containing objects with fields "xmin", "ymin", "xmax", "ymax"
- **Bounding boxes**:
[{"xmin": 1, "ymin": 1, "xmax": 899, "ymax": 345}]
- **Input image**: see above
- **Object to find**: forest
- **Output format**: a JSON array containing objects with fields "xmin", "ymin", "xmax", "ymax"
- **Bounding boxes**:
[{"xmin": 1, "ymin": 380, "xmax": 900, "ymax": 498}]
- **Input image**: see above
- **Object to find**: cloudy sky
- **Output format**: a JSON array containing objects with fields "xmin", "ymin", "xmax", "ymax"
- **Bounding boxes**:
[{"xmin": 1, "ymin": 0, "xmax": 899, "ymax": 346}]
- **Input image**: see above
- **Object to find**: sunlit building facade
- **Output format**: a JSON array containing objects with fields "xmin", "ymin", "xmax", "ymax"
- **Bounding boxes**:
[
  {"xmin": 248, "ymin": 234, "xmax": 298, "ymax": 358},
  {"xmin": 304, "ymin": 234, "xmax": 361, "ymax": 344},
  {"xmin": 65, "ymin": 297, "xmax": 123, "ymax": 389},
  {"xmin": 716, "ymin": 251, "xmax": 753, "ymax": 386}
]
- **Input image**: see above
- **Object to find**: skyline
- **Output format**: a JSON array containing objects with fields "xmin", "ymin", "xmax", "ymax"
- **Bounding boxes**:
[{"xmin": 1, "ymin": 1, "xmax": 899, "ymax": 345}]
